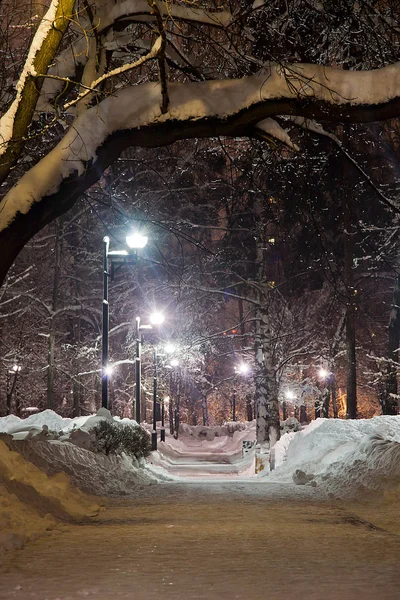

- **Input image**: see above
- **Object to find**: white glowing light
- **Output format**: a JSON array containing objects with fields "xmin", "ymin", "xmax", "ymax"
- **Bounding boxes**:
[
  {"xmin": 170, "ymin": 358, "xmax": 179, "ymax": 367},
  {"xmin": 12, "ymin": 364, "xmax": 21, "ymax": 372},
  {"xmin": 104, "ymin": 365, "xmax": 114, "ymax": 377},
  {"xmin": 285, "ymin": 390, "xmax": 296, "ymax": 400},
  {"xmin": 165, "ymin": 343, "xmax": 176, "ymax": 354},
  {"xmin": 237, "ymin": 363, "xmax": 250, "ymax": 374},
  {"xmin": 126, "ymin": 233, "xmax": 148, "ymax": 249},
  {"xmin": 164, "ymin": 396, "xmax": 170, "ymax": 403},
  {"xmin": 150, "ymin": 312, "xmax": 165, "ymax": 325},
  {"xmin": 318, "ymin": 368, "xmax": 329, "ymax": 379}
]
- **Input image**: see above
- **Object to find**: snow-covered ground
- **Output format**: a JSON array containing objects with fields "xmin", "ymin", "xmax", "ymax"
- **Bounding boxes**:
[
  {"xmin": 269, "ymin": 416, "xmax": 400, "ymax": 499},
  {"xmin": 1, "ymin": 409, "xmax": 400, "ymax": 558}
]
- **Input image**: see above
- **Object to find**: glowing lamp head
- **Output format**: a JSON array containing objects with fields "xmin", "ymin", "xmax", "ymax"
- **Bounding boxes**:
[
  {"xmin": 318, "ymin": 368, "xmax": 329, "ymax": 379},
  {"xmin": 285, "ymin": 390, "xmax": 295, "ymax": 400},
  {"xmin": 150, "ymin": 312, "xmax": 165, "ymax": 325},
  {"xmin": 237, "ymin": 363, "xmax": 250, "ymax": 375},
  {"xmin": 126, "ymin": 233, "xmax": 148, "ymax": 249},
  {"xmin": 12, "ymin": 364, "xmax": 21, "ymax": 372},
  {"xmin": 165, "ymin": 343, "xmax": 176, "ymax": 354},
  {"xmin": 104, "ymin": 365, "xmax": 114, "ymax": 377}
]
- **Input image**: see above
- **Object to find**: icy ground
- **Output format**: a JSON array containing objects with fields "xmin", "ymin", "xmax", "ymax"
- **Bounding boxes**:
[{"xmin": 1, "ymin": 409, "xmax": 400, "ymax": 558}]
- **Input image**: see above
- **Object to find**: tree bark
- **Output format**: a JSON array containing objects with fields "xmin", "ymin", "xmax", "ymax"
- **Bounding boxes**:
[
  {"xmin": 246, "ymin": 394, "xmax": 253, "ymax": 421},
  {"xmin": 344, "ymin": 197, "xmax": 357, "ymax": 419},
  {"xmin": 201, "ymin": 392, "xmax": 209, "ymax": 426},
  {"xmin": 383, "ymin": 272, "xmax": 400, "ymax": 415},
  {"xmin": 47, "ymin": 220, "xmax": 63, "ymax": 410},
  {"xmin": 254, "ymin": 238, "xmax": 280, "ymax": 446}
]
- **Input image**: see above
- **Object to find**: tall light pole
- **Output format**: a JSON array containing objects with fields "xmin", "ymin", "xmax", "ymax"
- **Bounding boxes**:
[
  {"xmin": 233, "ymin": 363, "xmax": 250, "ymax": 422},
  {"xmin": 152, "ymin": 347, "xmax": 158, "ymax": 450},
  {"xmin": 232, "ymin": 387, "xmax": 237, "ymax": 422},
  {"xmin": 102, "ymin": 237, "xmax": 110, "ymax": 409},
  {"xmin": 161, "ymin": 396, "xmax": 169, "ymax": 442},
  {"xmin": 135, "ymin": 316, "xmax": 142, "ymax": 423},
  {"xmin": 135, "ymin": 311, "xmax": 164, "ymax": 424},
  {"xmin": 101, "ymin": 231, "xmax": 148, "ymax": 411}
]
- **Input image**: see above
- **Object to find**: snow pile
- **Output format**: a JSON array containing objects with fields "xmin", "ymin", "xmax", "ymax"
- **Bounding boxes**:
[
  {"xmin": 269, "ymin": 416, "xmax": 400, "ymax": 498},
  {"xmin": 0, "ymin": 409, "xmax": 174, "ymax": 498},
  {"xmin": 0, "ymin": 439, "xmax": 101, "ymax": 556}
]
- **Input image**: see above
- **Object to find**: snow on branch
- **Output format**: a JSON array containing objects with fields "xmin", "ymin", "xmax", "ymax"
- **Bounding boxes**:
[
  {"xmin": 0, "ymin": 0, "xmax": 75, "ymax": 181},
  {"xmin": 2, "ymin": 60, "xmax": 400, "ymax": 232},
  {"xmin": 62, "ymin": 36, "xmax": 163, "ymax": 110},
  {"xmin": 97, "ymin": 1, "xmax": 233, "ymax": 32},
  {"xmin": 255, "ymin": 118, "xmax": 299, "ymax": 151}
]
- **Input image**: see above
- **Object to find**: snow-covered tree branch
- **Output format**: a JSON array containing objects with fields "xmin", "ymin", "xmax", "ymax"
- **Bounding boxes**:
[{"xmin": 1, "ymin": 0, "xmax": 400, "ymax": 287}]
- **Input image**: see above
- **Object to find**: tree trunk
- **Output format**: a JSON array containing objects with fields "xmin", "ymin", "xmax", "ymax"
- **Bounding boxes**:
[
  {"xmin": 331, "ymin": 375, "xmax": 338, "ymax": 419},
  {"xmin": 47, "ymin": 220, "xmax": 63, "ymax": 410},
  {"xmin": 246, "ymin": 394, "xmax": 253, "ymax": 421},
  {"xmin": 174, "ymin": 375, "xmax": 181, "ymax": 439},
  {"xmin": 321, "ymin": 386, "xmax": 330, "ymax": 418},
  {"xmin": 281, "ymin": 401, "xmax": 287, "ymax": 421},
  {"xmin": 383, "ymin": 272, "xmax": 400, "ymax": 415},
  {"xmin": 344, "ymin": 201, "xmax": 357, "ymax": 419},
  {"xmin": 254, "ymin": 236, "xmax": 280, "ymax": 446},
  {"xmin": 299, "ymin": 404, "xmax": 308, "ymax": 424},
  {"xmin": 201, "ymin": 393, "xmax": 209, "ymax": 426},
  {"xmin": 73, "ymin": 378, "xmax": 80, "ymax": 418}
]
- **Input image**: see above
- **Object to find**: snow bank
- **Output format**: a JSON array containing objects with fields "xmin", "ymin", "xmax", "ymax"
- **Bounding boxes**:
[
  {"xmin": 0, "ymin": 409, "xmax": 174, "ymax": 499},
  {"xmin": 0, "ymin": 484, "xmax": 57, "ymax": 554},
  {"xmin": 269, "ymin": 416, "xmax": 400, "ymax": 498},
  {"xmin": 0, "ymin": 439, "xmax": 101, "ymax": 557}
]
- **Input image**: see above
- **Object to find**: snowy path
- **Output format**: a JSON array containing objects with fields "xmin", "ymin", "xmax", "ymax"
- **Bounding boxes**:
[{"xmin": 1, "ymin": 481, "xmax": 399, "ymax": 600}]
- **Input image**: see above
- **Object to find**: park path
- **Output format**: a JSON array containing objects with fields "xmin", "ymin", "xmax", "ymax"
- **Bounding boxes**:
[{"xmin": 1, "ymin": 481, "xmax": 399, "ymax": 600}]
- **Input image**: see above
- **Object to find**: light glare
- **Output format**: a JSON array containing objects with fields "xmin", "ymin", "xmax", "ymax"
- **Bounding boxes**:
[
  {"xmin": 126, "ymin": 233, "xmax": 148, "ymax": 249},
  {"xmin": 285, "ymin": 390, "xmax": 296, "ymax": 400},
  {"xmin": 165, "ymin": 343, "xmax": 176, "ymax": 354},
  {"xmin": 318, "ymin": 368, "xmax": 329, "ymax": 379},
  {"xmin": 150, "ymin": 312, "xmax": 165, "ymax": 325},
  {"xmin": 104, "ymin": 365, "xmax": 114, "ymax": 377},
  {"xmin": 237, "ymin": 363, "xmax": 249, "ymax": 374},
  {"xmin": 170, "ymin": 358, "xmax": 179, "ymax": 367}
]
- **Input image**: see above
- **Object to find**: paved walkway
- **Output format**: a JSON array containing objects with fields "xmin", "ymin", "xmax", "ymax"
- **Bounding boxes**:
[{"xmin": 1, "ymin": 482, "xmax": 399, "ymax": 600}]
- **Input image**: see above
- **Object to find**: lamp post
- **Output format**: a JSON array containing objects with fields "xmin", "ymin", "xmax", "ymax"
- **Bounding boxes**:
[
  {"xmin": 102, "ymin": 237, "xmax": 110, "ymax": 409},
  {"xmin": 232, "ymin": 363, "xmax": 250, "ymax": 422},
  {"xmin": 101, "ymin": 232, "xmax": 148, "ymax": 411},
  {"xmin": 6, "ymin": 364, "xmax": 21, "ymax": 416},
  {"xmin": 161, "ymin": 396, "xmax": 169, "ymax": 442},
  {"xmin": 152, "ymin": 347, "xmax": 158, "ymax": 451},
  {"xmin": 284, "ymin": 389, "xmax": 295, "ymax": 421},
  {"xmin": 135, "ymin": 311, "xmax": 164, "ymax": 424},
  {"xmin": 232, "ymin": 387, "xmax": 237, "ymax": 422},
  {"xmin": 317, "ymin": 367, "xmax": 331, "ymax": 418}
]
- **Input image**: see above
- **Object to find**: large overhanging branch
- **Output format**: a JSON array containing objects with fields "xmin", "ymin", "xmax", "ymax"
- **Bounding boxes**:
[{"xmin": 1, "ymin": 60, "xmax": 400, "ymax": 282}]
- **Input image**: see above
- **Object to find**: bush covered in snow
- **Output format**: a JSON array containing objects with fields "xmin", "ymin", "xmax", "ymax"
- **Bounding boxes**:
[{"xmin": 90, "ymin": 420, "xmax": 151, "ymax": 458}]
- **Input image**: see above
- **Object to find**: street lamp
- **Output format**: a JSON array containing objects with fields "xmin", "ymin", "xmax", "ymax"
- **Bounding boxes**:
[
  {"xmin": 161, "ymin": 396, "xmax": 169, "ymax": 442},
  {"xmin": 318, "ymin": 368, "xmax": 330, "ymax": 380},
  {"xmin": 102, "ymin": 233, "xmax": 148, "ymax": 411},
  {"xmin": 6, "ymin": 364, "xmax": 22, "ymax": 415},
  {"xmin": 135, "ymin": 312, "xmax": 164, "ymax": 425},
  {"xmin": 152, "ymin": 346, "xmax": 158, "ymax": 451},
  {"xmin": 232, "ymin": 363, "xmax": 251, "ymax": 421}
]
